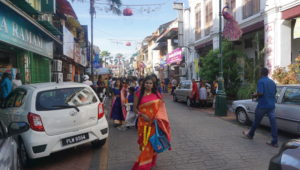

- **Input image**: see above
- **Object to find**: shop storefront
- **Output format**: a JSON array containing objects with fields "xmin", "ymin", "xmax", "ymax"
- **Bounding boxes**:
[{"xmin": 0, "ymin": 2, "xmax": 54, "ymax": 83}]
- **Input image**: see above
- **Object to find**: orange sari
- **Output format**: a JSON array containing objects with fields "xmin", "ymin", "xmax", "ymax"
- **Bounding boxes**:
[{"xmin": 132, "ymin": 93, "xmax": 171, "ymax": 170}]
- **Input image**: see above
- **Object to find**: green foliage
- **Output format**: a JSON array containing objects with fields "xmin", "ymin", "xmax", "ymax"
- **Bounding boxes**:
[
  {"xmin": 237, "ymin": 83, "xmax": 256, "ymax": 99},
  {"xmin": 199, "ymin": 40, "xmax": 244, "ymax": 98}
]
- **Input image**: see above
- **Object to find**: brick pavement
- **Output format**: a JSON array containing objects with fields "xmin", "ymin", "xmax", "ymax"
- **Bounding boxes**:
[{"xmin": 107, "ymin": 94, "xmax": 284, "ymax": 170}]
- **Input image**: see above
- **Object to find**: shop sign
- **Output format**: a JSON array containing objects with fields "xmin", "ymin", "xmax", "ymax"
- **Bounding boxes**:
[
  {"xmin": 0, "ymin": 5, "xmax": 53, "ymax": 58},
  {"xmin": 166, "ymin": 48, "xmax": 182, "ymax": 65},
  {"xmin": 63, "ymin": 26, "xmax": 74, "ymax": 59}
]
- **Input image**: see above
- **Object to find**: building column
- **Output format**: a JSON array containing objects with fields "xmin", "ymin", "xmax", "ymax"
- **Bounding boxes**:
[
  {"xmin": 277, "ymin": 20, "xmax": 292, "ymax": 67},
  {"xmin": 167, "ymin": 39, "xmax": 173, "ymax": 53}
]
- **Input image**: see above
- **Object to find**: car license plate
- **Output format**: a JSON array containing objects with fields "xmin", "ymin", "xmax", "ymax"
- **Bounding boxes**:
[{"xmin": 62, "ymin": 133, "xmax": 89, "ymax": 146}]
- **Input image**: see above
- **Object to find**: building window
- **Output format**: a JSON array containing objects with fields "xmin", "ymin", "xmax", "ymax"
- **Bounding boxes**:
[
  {"xmin": 243, "ymin": 0, "xmax": 260, "ymax": 19},
  {"xmin": 195, "ymin": 3, "xmax": 201, "ymax": 40},
  {"xmin": 26, "ymin": 0, "xmax": 41, "ymax": 11},
  {"xmin": 205, "ymin": 0, "xmax": 213, "ymax": 36}
]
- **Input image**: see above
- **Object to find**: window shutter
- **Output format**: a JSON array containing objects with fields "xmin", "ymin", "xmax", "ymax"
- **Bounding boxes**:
[{"xmin": 41, "ymin": 0, "xmax": 55, "ymax": 13}]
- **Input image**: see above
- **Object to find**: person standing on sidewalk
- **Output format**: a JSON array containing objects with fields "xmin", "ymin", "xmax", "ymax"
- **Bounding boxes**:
[
  {"xmin": 132, "ymin": 75, "xmax": 171, "ymax": 170},
  {"xmin": 243, "ymin": 67, "xmax": 278, "ymax": 147},
  {"xmin": 171, "ymin": 78, "xmax": 177, "ymax": 95}
]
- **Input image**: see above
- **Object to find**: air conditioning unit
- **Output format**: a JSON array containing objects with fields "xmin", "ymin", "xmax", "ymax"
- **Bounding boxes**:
[
  {"xmin": 66, "ymin": 74, "xmax": 72, "ymax": 81},
  {"xmin": 179, "ymin": 67, "xmax": 186, "ymax": 76},
  {"xmin": 69, "ymin": 64, "xmax": 73, "ymax": 73},
  {"xmin": 39, "ymin": 14, "xmax": 52, "ymax": 22},
  {"xmin": 52, "ymin": 60, "xmax": 62, "ymax": 72},
  {"xmin": 52, "ymin": 72, "xmax": 63, "ymax": 83}
]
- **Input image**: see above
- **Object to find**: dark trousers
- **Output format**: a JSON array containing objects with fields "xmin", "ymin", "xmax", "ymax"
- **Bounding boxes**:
[{"xmin": 248, "ymin": 107, "xmax": 278, "ymax": 144}]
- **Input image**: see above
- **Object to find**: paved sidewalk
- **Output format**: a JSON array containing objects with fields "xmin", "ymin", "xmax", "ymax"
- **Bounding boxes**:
[{"xmin": 107, "ymin": 94, "xmax": 280, "ymax": 170}]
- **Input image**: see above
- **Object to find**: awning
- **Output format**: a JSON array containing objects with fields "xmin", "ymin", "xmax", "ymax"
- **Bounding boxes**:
[
  {"xmin": 10, "ymin": 0, "xmax": 40, "ymax": 15},
  {"xmin": 241, "ymin": 21, "xmax": 264, "ymax": 35},
  {"xmin": 156, "ymin": 28, "xmax": 178, "ymax": 42},
  {"xmin": 56, "ymin": 0, "xmax": 77, "ymax": 19},
  {"xmin": 38, "ymin": 21, "xmax": 62, "ymax": 36},
  {"xmin": 282, "ymin": 5, "xmax": 300, "ymax": 20},
  {"xmin": 153, "ymin": 42, "xmax": 167, "ymax": 50}
]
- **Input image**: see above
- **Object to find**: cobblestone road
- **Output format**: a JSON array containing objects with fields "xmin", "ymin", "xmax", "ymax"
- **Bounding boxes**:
[{"xmin": 108, "ymin": 94, "xmax": 289, "ymax": 170}]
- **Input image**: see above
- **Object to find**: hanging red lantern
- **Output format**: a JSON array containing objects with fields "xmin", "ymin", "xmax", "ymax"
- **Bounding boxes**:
[
  {"xmin": 125, "ymin": 42, "xmax": 131, "ymax": 46},
  {"xmin": 123, "ymin": 8, "xmax": 133, "ymax": 16}
]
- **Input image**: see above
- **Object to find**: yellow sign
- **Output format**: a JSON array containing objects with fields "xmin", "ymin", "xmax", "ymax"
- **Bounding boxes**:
[
  {"xmin": 194, "ymin": 58, "xmax": 199, "ymax": 74},
  {"xmin": 294, "ymin": 17, "xmax": 300, "ymax": 39}
]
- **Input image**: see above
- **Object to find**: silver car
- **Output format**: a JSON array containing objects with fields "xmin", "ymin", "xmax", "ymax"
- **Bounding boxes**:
[
  {"xmin": 173, "ymin": 80, "xmax": 213, "ymax": 107},
  {"xmin": 0, "ymin": 120, "xmax": 29, "ymax": 170},
  {"xmin": 232, "ymin": 84, "xmax": 300, "ymax": 135}
]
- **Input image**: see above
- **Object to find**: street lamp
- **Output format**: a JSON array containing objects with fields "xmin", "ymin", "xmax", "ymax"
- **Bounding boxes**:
[
  {"xmin": 214, "ymin": 0, "xmax": 227, "ymax": 116},
  {"xmin": 90, "ymin": 0, "xmax": 95, "ymax": 83}
]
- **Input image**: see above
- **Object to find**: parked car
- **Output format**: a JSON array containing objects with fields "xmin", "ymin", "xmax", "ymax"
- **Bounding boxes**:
[
  {"xmin": 232, "ymin": 84, "xmax": 300, "ymax": 135},
  {"xmin": 0, "ymin": 82, "xmax": 108, "ymax": 167},
  {"xmin": 269, "ymin": 139, "xmax": 300, "ymax": 170},
  {"xmin": 0, "ymin": 120, "xmax": 29, "ymax": 170},
  {"xmin": 173, "ymin": 80, "xmax": 213, "ymax": 107}
]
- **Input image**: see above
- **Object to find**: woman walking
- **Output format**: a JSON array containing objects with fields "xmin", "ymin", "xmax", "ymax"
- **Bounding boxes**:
[
  {"xmin": 110, "ymin": 79, "xmax": 124, "ymax": 127},
  {"xmin": 132, "ymin": 76, "xmax": 171, "ymax": 170}
]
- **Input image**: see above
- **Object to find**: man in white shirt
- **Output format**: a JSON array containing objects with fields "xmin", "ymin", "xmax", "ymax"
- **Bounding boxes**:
[
  {"xmin": 171, "ymin": 78, "xmax": 177, "ymax": 95},
  {"xmin": 12, "ymin": 73, "xmax": 22, "ymax": 89},
  {"xmin": 82, "ymin": 75, "xmax": 93, "ymax": 86}
]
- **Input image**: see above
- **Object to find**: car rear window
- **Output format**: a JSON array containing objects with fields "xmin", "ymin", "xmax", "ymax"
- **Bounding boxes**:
[{"xmin": 36, "ymin": 87, "xmax": 97, "ymax": 111}]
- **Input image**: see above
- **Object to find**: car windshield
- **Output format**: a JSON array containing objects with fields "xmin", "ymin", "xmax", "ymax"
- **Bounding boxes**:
[{"xmin": 36, "ymin": 87, "xmax": 97, "ymax": 111}]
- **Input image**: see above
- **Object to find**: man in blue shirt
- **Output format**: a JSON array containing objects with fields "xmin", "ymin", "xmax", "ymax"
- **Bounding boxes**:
[
  {"xmin": 0, "ymin": 72, "xmax": 13, "ymax": 105},
  {"xmin": 243, "ymin": 68, "xmax": 278, "ymax": 147}
]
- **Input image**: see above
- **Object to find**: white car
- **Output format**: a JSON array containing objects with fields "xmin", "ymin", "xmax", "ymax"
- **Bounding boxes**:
[{"xmin": 0, "ymin": 82, "xmax": 108, "ymax": 167}]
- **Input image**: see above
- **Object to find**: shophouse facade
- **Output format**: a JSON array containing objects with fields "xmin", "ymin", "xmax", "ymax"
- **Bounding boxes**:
[
  {"xmin": 0, "ymin": 0, "xmax": 61, "ymax": 84},
  {"xmin": 0, "ymin": 0, "xmax": 88, "ymax": 84},
  {"xmin": 184, "ymin": 0, "xmax": 300, "ymax": 82}
]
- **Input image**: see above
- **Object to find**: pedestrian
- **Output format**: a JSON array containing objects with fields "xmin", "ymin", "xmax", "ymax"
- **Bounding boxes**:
[
  {"xmin": 150, "ymin": 74, "xmax": 162, "ymax": 93},
  {"xmin": 190, "ymin": 79, "xmax": 199, "ymax": 106},
  {"xmin": 199, "ymin": 83, "xmax": 207, "ymax": 107},
  {"xmin": 164, "ymin": 78, "xmax": 169, "ymax": 93},
  {"xmin": 82, "ymin": 75, "xmax": 93, "ymax": 86},
  {"xmin": 132, "ymin": 75, "xmax": 171, "ymax": 170},
  {"xmin": 0, "ymin": 72, "xmax": 13, "ymax": 106},
  {"xmin": 12, "ymin": 73, "xmax": 22, "ymax": 89},
  {"xmin": 212, "ymin": 80, "xmax": 218, "ymax": 108},
  {"xmin": 110, "ymin": 79, "xmax": 124, "ymax": 127},
  {"xmin": 96, "ymin": 75, "xmax": 105, "ymax": 102},
  {"xmin": 242, "ymin": 67, "xmax": 278, "ymax": 147},
  {"xmin": 171, "ymin": 78, "xmax": 177, "ymax": 95}
]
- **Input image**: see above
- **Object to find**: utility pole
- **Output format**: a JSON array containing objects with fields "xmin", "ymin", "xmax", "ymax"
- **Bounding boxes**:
[
  {"xmin": 90, "ymin": 0, "xmax": 95, "ymax": 82},
  {"xmin": 215, "ymin": 0, "xmax": 227, "ymax": 116}
]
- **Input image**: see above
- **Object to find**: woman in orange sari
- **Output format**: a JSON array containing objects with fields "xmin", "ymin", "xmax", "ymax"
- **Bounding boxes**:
[{"xmin": 133, "ymin": 76, "xmax": 171, "ymax": 170}]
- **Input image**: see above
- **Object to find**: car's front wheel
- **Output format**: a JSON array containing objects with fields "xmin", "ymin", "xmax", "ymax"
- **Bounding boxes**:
[
  {"xmin": 91, "ymin": 138, "xmax": 106, "ymax": 148},
  {"xmin": 18, "ymin": 139, "xmax": 32, "ymax": 168},
  {"xmin": 236, "ymin": 108, "xmax": 250, "ymax": 125}
]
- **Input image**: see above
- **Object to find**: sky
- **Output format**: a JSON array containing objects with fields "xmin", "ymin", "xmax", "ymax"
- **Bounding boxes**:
[{"xmin": 71, "ymin": 0, "xmax": 189, "ymax": 59}]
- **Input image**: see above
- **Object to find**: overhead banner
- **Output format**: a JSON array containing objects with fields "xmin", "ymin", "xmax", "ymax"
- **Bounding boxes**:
[{"xmin": 166, "ymin": 48, "xmax": 182, "ymax": 64}]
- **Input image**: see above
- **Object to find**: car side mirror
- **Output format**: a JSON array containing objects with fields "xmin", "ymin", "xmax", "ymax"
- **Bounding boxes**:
[{"xmin": 7, "ymin": 122, "xmax": 29, "ymax": 137}]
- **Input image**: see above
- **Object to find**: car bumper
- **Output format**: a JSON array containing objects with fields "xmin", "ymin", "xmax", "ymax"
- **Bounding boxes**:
[{"xmin": 22, "ymin": 118, "xmax": 109, "ymax": 159}]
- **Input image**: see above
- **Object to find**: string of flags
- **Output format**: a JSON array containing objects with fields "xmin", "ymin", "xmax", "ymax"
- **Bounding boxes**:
[{"xmin": 94, "ymin": 2, "xmax": 166, "ymax": 16}]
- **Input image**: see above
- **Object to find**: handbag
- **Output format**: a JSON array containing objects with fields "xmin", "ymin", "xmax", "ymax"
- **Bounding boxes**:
[{"xmin": 149, "ymin": 120, "xmax": 171, "ymax": 153}]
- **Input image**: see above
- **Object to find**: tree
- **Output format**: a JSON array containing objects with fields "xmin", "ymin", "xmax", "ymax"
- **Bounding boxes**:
[
  {"xmin": 199, "ymin": 40, "xmax": 244, "ymax": 98},
  {"xmin": 100, "ymin": 50, "xmax": 111, "ymax": 66}
]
